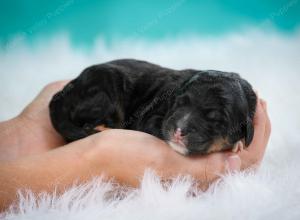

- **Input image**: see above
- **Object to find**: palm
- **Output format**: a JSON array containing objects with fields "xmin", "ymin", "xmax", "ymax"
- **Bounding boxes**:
[{"xmin": 20, "ymin": 81, "xmax": 69, "ymax": 149}]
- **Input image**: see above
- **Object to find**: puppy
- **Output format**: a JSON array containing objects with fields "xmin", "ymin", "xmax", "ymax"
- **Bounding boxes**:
[{"xmin": 49, "ymin": 59, "xmax": 257, "ymax": 155}]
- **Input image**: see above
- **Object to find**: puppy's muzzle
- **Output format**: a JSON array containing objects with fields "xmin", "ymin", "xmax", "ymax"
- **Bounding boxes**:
[{"xmin": 168, "ymin": 128, "xmax": 189, "ymax": 155}]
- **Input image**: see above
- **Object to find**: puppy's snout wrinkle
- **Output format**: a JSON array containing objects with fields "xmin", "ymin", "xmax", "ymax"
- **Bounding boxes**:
[
  {"xmin": 174, "ymin": 127, "xmax": 190, "ymax": 137},
  {"xmin": 176, "ymin": 113, "xmax": 191, "ymax": 130}
]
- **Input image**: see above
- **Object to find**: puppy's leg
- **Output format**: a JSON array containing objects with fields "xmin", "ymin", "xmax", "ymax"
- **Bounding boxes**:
[
  {"xmin": 68, "ymin": 91, "xmax": 124, "ymax": 140},
  {"xmin": 86, "ymin": 93, "xmax": 122, "ymax": 124}
]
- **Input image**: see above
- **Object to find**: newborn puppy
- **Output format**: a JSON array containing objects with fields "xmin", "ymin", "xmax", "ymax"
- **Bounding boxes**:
[{"xmin": 49, "ymin": 59, "xmax": 257, "ymax": 155}]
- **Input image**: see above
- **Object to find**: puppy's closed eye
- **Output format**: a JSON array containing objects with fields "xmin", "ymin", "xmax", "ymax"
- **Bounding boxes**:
[
  {"xmin": 206, "ymin": 110, "xmax": 222, "ymax": 120},
  {"xmin": 176, "ymin": 96, "xmax": 190, "ymax": 107}
]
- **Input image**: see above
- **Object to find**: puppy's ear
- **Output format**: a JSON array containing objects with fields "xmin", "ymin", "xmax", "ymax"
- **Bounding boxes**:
[
  {"xmin": 238, "ymin": 78, "xmax": 257, "ymax": 147},
  {"xmin": 239, "ymin": 79, "xmax": 257, "ymax": 119},
  {"xmin": 244, "ymin": 117, "xmax": 254, "ymax": 146}
]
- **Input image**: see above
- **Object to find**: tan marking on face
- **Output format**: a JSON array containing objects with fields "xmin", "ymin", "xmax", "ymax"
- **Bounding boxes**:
[
  {"xmin": 232, "ymin": 139, "xmax": 245, "ymax": 153},
  {"xmin": 232, "ymin": 140, "xmax": 244, "ymax": 153},
  {"xmin": 206, "ymin": 138, "xmax": 230, "ymax": 154},
  {"xmin": 94, "ymin": 125, "xmax": 111, "ymax": 132},
  {"xmin": 168, "ymin": 141, "xmax": 189, "ymax": 155}
]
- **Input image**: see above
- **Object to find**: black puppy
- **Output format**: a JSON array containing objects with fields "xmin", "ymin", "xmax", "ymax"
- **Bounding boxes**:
[{"xmin": 49, "ymin": 59, "xmax": 257, "ymax": 155}]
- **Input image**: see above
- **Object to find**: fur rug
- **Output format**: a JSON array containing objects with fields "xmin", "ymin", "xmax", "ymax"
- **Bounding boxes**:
[{"xmin": 1, "ymin": 28, "xmax": 300, "ymax": 219}]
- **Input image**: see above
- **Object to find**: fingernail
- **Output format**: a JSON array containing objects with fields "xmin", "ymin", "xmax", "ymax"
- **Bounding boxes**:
[{"xmin": 226, "ymin": 155, "xmax": 241, "ymax": 172}]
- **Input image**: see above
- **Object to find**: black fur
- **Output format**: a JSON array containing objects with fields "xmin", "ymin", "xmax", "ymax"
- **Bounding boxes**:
[{"xmin": 49, "ymin": 59, "xmax": 257, "ymax": 155}]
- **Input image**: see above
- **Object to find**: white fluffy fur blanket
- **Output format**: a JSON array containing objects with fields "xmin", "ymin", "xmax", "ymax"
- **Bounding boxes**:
[{"xmin": 1, "ymin": 29, "xmax": 300, "ymax": 220}]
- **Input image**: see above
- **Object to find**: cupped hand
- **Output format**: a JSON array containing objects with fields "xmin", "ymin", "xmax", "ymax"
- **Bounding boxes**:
[
  {"xmin": 85, "ymin": 96, "xmax": 271, "ymax": 188},
  {"xmin": 239, "ymin": 98, "xmax": 271, "ymax": 169},
  {"xmin": 6, "ymin": 79, "xmax": 270, "ymax": 187},
  {"xmin": 18, "ymin": 81, "xmax": 69, "ymax": 150}
]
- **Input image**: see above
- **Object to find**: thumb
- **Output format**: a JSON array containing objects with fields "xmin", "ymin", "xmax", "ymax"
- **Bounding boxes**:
[{"xmin": 225, "ymin": 154, "xmax": 241, "ymax": 172}]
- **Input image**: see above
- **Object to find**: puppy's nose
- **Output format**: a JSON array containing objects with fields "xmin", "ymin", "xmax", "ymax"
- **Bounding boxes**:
[
  {"xmin": 175, "ymin": 127, "xmax": 188, "ymax": 136},
  {"xmin": 174, "ymin": 127, "xmax": 187, "ymax": 142},
  {"xmin": 174, "ymin": 128, "xmax": 182, "ymax": 139}
]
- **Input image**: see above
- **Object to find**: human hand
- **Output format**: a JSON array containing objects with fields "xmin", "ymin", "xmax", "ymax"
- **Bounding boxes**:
[
  {"xmin": 0, "ymin": 81, "xmax": 69, "ymax": 160},
  {"xmin": 19, "ymin": 81, "xmax": 70, "ymax": 149},
  {"xmin": 85, "ymin": 97, "xmax": 271, "ymax": 188},
  {"xmin": 238, "ymin": 98, "xmax": 271, "ymax": 169}
]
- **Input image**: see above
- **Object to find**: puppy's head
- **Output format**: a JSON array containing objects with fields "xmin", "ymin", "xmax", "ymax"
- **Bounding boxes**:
[{"xmin": 162, "ymin": 71, "xmax": 257, "ymax": 155}]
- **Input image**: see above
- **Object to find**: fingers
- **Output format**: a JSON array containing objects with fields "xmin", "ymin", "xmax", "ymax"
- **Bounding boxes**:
[
  {"xmin": 247, "ymin": 98, "xmax": 268, "ymax": 154},
  {"xmin": 93, "ymin": 129, "xmax": 242, "ymax": 189},
  {"xmin": 238, "ymin": 94, "xmax": 271, "ymax": 170},
  {"xmin": 193, "ymin": 95, "xmax": 271, "ymax": 185},
  {"xmin": 20, "ymin": 80, "xmax": 71, "ymax": 125},
  {"xmin": 205, "ymin": 152, "xmax": 241, "ymax": 175},
  {"xmin": 262, "ymin": 100, "xmax": 271, "ymax": 146},
  {"xmin": 38, "ymin": 80, "xmax": 70, "ymax": 102},
  {"xmin": 180, "ymin": 151, "xmax": 241, "ymax": 190},
  {"xmin": 25, "ymin": 80, "xmax": 71, "ymax": 112},
  {"xmin": 225, "ymin": 154, "xmax": 242, "ymax": 172}
]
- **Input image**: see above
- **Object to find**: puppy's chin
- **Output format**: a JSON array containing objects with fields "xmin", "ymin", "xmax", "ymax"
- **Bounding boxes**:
[{"xmin": 167, "ymin": 141, "xmax": 189, "ymax": 155}]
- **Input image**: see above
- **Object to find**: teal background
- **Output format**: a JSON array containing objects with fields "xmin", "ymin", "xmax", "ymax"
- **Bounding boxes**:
[{"xmin": 1, "ymin": 0, "xmax": 300, "ymax": 46}]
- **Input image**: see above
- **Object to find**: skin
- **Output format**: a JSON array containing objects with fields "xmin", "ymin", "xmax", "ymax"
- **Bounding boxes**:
[{"xmin": 0, "ymin": 81, "xmax": 271, "ymax": 211}]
